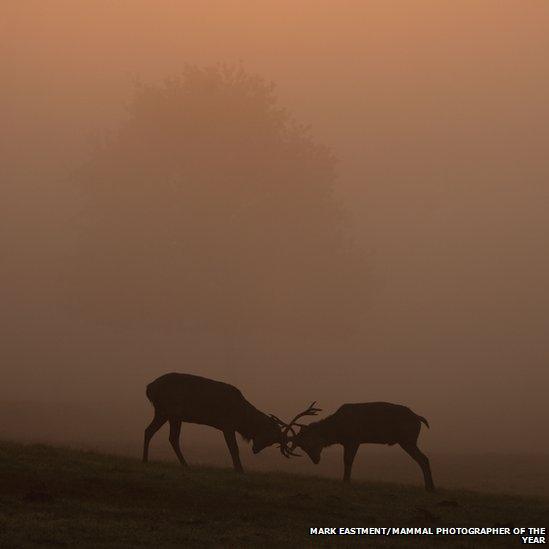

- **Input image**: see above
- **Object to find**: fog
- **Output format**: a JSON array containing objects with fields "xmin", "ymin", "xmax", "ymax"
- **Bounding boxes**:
[{"xmin": 3, "ymin": 0, "xmax": 549, "ymax": 472}]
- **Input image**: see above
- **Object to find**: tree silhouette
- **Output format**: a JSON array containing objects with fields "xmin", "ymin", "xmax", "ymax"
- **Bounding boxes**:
[{"xmin": 74, "ymin": 65, "xmax": 366, "ymax": 351}]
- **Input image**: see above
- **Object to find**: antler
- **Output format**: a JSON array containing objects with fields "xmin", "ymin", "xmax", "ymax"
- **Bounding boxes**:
[
  {"xmin": 285, "ymin": 401, "xmax": 322, "ymax": 430},
  {"xmin": 269, "ymin": 414, "xmax": 288, "ymax": 427},
  {"xmin": 276, "ymin": 401, "xmax": 322, "ymax": 458}
]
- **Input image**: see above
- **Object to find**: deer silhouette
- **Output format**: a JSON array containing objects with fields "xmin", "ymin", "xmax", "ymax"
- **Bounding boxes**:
[
  {"xmin": 280, "ymin": 401, "xmax": 435, "ymax": 491},
  {"xmin": 143, "ymin": 373, "xmax": 283, "ymax": 472}
]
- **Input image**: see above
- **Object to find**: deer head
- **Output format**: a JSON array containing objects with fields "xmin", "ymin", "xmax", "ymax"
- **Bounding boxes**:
[
  {"xmin": 251, "ymin": 415, "xmax": 284, "ymax": 454},
  {"xmin": 274, "ymin": 401, "xmax": 322, "ymax": 459}
]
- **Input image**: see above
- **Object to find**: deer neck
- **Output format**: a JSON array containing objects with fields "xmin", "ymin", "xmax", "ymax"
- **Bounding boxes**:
[
  {"xmin": 238, "ymin": 402, "xmax": 267, "ymax": 440},
  {"xmin": 313, "ymin": 416, "xmax": 340, "ymax": 447}
]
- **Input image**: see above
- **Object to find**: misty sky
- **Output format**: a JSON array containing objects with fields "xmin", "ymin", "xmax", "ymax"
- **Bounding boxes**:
[{"xmin": 3, "ymin": 1, "xmax": 549, "ymax": 454}]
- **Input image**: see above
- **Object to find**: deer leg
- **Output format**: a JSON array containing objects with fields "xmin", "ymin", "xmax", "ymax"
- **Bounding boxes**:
[
  {"xmin": 343, "ymin": 442, "xmax": 360, "ymax": 483},
  {"xmin": 400, "ymin": 442, "xmax": 435, "ymax": 492},
  {"xmin": 223, "ymin": 430, "xmax": 244, "ymax": 473},
  {"xmin": 143, "ymin": 412, "xmax": 167, "ymax": 463},
  {"xmin": 168, "ymin": 418, "xmax": 188, "ymax": 466}
]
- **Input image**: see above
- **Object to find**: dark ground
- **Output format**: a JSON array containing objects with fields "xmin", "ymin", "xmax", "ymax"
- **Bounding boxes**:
[{"xmin": 0, "ymin": 441, "xmax": 547, "ymax": 548}]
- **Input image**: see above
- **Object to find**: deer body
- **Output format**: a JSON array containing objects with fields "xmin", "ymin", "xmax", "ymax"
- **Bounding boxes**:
[
  {"xmin": 143, "ymin": 373, "xmax": 282, "ymax": 472},
  {"xmin": 290, "ymin": 402, "xmax": 435, "ymax": 491}
]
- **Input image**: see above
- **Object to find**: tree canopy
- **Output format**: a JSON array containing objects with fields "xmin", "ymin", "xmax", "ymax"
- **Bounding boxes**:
[{"xmin": 75, "ymin": 65, "xmax": 366, "ymax": 342}]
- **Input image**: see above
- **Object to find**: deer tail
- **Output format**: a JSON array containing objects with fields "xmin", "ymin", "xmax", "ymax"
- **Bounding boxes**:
[
  {"xmin": 145, "ymin": 383, "xmax": 155, "ymax": 405},
  {"xmin": 417, "ymin": 415, "xmax": 430, "ymax": 429}
]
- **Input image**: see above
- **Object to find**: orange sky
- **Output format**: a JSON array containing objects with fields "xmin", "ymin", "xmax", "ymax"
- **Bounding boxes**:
[{"xmin": 3, "ymin": 1, "xmax": 549, "ymax": 454}]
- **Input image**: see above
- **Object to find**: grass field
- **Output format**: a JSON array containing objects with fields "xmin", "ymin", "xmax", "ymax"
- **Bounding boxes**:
[{"xmin": 0, "ymin": 441, "xmax": 547, "ymax": 548}]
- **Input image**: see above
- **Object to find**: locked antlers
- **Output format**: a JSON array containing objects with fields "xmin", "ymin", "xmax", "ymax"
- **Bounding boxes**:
[{"xmin": 271, "ymin": 401, "xmax": 322, "ymax": 458}]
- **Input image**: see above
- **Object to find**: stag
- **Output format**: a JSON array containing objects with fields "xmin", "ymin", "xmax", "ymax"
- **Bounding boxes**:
[
  {"xmin": 280, "ymin": 401, "xmax": 435, "ymax": 491},
  {"xmin": 143, "ymin": 373, "xmax": 283, "ymax": 472}
]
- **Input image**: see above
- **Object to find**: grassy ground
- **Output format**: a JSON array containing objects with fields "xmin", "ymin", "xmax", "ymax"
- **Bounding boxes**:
[{"xmin": 0, "ymin": 441, "xmax": 547, "ymax": 548}]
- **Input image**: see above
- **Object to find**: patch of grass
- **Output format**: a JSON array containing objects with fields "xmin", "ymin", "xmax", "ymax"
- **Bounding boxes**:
[{"xmin": 0, "ymin": 441, "xmax": 547, "ymax": 547}]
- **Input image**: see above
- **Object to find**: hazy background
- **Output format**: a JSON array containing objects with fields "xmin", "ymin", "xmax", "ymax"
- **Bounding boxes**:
[{"xmin": 3, "ymin": 1, "xmax": 549, "ymax": 492}]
